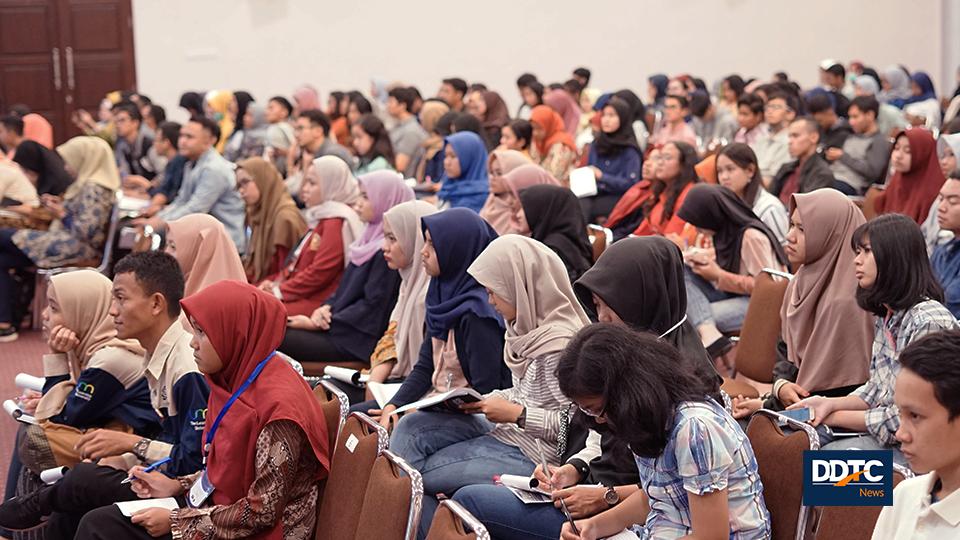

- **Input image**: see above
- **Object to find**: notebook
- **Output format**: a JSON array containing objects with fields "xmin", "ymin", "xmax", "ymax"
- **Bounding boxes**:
[
  {"xmin": 569, "ymin": 167, "xmax": 599, "ymax": 198},
  {"xmin": 115, "ymin": 497, "xmax": 180, "ymax": 517},
  {"xmin": 389, "ymin": 388, "xmax": 482, "ymax": 415}
]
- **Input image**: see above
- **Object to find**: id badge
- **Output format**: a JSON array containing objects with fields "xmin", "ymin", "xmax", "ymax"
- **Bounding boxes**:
[{"xmin": 187, "ymin": 469, "xmax": 215, "ymax": 508}]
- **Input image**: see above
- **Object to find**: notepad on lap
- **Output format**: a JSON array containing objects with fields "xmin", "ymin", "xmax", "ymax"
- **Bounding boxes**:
[
  {"xmin": 115, "ymin": 497, "xmax": 179, "ymax": 517},
  {"xmin": 569, "ymin": 167, "xmax": 598, "ymax": 198},
  {"xmin": 389, "ymin": 388, "xmax": 483, "ymax": 415},
  {"xmin": 367, "ymin": 381, "xmax": 403, "ymax": 408},
  {"xmin": 499, "ymin": 473, "xmax": 552, "ymax": 504}
]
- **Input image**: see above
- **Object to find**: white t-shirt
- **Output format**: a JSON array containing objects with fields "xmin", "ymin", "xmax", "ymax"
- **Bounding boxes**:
[{"xmin": 871, "ymin": 472, "xmax": 960, "ymax": 540}]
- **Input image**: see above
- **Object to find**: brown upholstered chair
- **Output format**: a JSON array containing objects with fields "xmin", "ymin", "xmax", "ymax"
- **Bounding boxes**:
[
  {"xmin": 425, "ymin": 499, "xmax": 491, "ymax": 540},
  {"xmin": 810, "ymin": 464, "xmax": 912, "ymax": 540},
  {"xmin": 313, "ymin": 380, "xmax": 349, "ymax": 451},
  {"xmin": 733, "ymin": 269, "xmax": 792, "ymax": 384},
  {"xmin": 354, "ymin": 450, "xmax": 423, "ymax": 540},
  {"xmin": 587, "ymin": 224, "xmax": 612, "ymax": 263},
  {"xmin": 314, "ymin": 412, "xmax": 389, "ymax": 540},
  {"xmin": 747, "ymin": 409, "xmax": 819, "ymax": 540},
  {"xmin": 862, "ymin": 185, "xmax": 883, "ymax": 220}
]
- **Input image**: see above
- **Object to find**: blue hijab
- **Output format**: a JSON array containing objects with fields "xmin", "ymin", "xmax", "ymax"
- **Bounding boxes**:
[
  {"xmin": 437, "ymin": 131, "xmax": 489, "ymax": 213},
  {"xmin": 422, "ymin": 208, "xmax": 503, "ymax": 339},
  {"xmin": 648, "ymin": 74, "xmax": 669, "ymax": 105},
  {"xmin": 905, "ymin": 71, "xmax": 937, "ymax": 105}
]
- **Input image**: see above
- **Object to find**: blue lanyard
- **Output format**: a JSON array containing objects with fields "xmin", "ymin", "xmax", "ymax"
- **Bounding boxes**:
[{"xmin": 204, "ymin": 351, "xmax": 276, "ymax": 453}]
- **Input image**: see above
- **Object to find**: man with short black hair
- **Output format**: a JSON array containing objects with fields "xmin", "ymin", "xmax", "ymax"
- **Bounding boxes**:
[
  {"xmin": 872, "ymin": 330, "xmax": 960, "ymax": 539},
  {"xmin": 931, "ymin": 174, "xmax": 960, "ymax": 319},
  {"xmin": 734, "ymin": 93, "xmax": 768, "ymax": 145},
  {"xmin": 689, "ymin": 91, "xmax": 738, "ymax": 153},
  {"xmin": 266, "ymin": 96, "xmax": 296, "ymax": 175},
  {"xmin": 0, "ymin": 115, "xmax": 24, "ymax": 156},
  {"xmin": 386, "ymin": 87, "xmax": 428, "ymax": 177},
  {"xmin": 515, "ymin": 73, "xmax": 538, "ymax": 119},
  {"xmin": 753, "ymin": 92, "xmax": 797, "ymax": 182},
  {"xmin": 141, "ymin": 122, "xmax": 187, "ymax": 217},
  {"xmin": 770, "ymin": 117, "xmax": 836, "ymax": 203},
  {"xmin": 806, "ymin": 92, "xmax": 852, "ymax": 153},
  {"xmin": 438, "ymin": 78, "xmax": 467, "ymax": 112},
  {"xmin": 156, "ymin": 117, "xmax": 245, "ymax": 250},
  {"xmin": 113, "ymin": 103, "xmax": 156, "ymax": 182},
  {"xmin": 820, "ymin": 61, "xmax": 851, "ymax": 117},
  {"xmin": 0, "ymin": 252, "xmax": 209, "ymax": 537},
  {"xmin": 572, "ymin": 67, "xmax": 591, "ymax": 88},
  {"xmin": 828, "ymin": 95, "xmax": 891, "ymax": 194},
  {"xmin": 284, "ymin": 109, "xmax": 355, "ymax": 197}
]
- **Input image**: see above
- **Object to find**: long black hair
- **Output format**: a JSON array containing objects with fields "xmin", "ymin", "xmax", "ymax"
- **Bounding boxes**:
[
  {"xmin": 355, "ymin": 114, "xmax": 395, "ymax": 167},
  {"xmin": 557, "ymin": 324, "xmax": 712, "ymax": 458},
  {"xmin": 643, "ymin": 141, "xmax": 700, "ymax": 222},
  {"xmin": 851, "ymin": 214, "xmax": 944, "ymax": 316}
]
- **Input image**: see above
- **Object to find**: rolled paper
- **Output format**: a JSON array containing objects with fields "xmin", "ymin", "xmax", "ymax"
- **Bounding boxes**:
[
  {"xmin": 15, "ymin": 373, "xmax": 44, "ymax": 392},
  {"xmin": 40, "ymin": 466, "xmax": 68, "ymax": 484}
]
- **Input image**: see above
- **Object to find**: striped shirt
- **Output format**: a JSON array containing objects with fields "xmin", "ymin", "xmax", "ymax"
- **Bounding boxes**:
[{"xmin": 487, "ymin": 352, "xmax": 571, "ymax": 466}]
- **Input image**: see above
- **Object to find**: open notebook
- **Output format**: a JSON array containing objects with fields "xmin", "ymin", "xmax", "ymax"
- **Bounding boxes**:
[
  {"xmin": 115, "ymin": 497, "xmax": 179, "ymax": 517},
  {"xmin": 389, "ymin": 388, "xmax": 482, "ymax": 416}
]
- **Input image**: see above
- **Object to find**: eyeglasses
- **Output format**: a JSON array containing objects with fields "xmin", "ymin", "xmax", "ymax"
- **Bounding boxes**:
[
  {"xmin": 577, "ymin": 402, "xmax": 606, "ymax": 418},
  {"xmin": 765, "ymin": 103, "xmax": 788, "ymax": 112}
]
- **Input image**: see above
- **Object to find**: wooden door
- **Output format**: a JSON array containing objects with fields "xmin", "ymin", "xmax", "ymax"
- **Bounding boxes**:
[{"xmin": 0, "ymin": 0, "xmax": 135, "ymax": 143}]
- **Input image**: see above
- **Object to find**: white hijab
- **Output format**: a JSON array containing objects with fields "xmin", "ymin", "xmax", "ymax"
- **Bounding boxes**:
[{"xmin": 302, "ymin": 156, "xmax": 364, "ymax": 266}]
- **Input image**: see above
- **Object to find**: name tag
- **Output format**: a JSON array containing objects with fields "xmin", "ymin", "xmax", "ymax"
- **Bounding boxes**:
[{"xmin": 187, "ymin": 470, "xmax": 215, "ymax": 508}]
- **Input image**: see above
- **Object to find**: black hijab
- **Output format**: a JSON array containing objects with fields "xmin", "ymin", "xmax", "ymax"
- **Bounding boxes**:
[
  {"xmin": 677, "ymin": 184, "xmax": 789, "ymax": 274},
  {"xmin": 178, "ymin": 91, "xmax": 205, "ymax": 117},
  {"xmin": 233, "ymin": 91, "xmax": 255, "ymax": 132},
  {"xmin": 12, "ymin": 140, "xmax": 72, "ymax": 197},
  {"xmin": 519, "ymin": 184, "xmax": 593, "ymax": 282},
  {"xmin": 613, "ymin": 89, "xmax": 646, "ymax": 125},
  {"xmin": 593, "ymin": 97, "xmax": 640, "ymax": 157},
  {"xmin": 574, "ymin": 236, "xmax": 721, "ymax": 393}
]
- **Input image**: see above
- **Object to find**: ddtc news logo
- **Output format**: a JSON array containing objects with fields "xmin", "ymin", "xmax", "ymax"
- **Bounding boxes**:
[{"xmin": 803, "ymin": 450, "xmax": 893, "ymax": 506}]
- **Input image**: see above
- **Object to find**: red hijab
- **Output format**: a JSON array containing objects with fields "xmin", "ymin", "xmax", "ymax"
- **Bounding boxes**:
[
  {"xmin": 180, "ymin": 280, "xmax": 330, "ymax": 514},
  {"xmin": 875, "ymin": 129, "xmax": 945, "ymax": 224},
  {"xmin": 530, "ymin": 105, "xmax": 576, "ymax": 156}
]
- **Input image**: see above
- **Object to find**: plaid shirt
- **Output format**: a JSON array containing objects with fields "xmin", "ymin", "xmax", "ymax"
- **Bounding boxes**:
[
  {"xmin": 852, "ymin": 299, "xmax": 958, "ymax": 446},
  {"xmin": 633, "ymin": 400, "xmax": 771, "ymax": 539}
]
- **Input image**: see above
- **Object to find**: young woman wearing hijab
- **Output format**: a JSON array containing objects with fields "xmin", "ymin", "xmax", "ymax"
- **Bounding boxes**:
[
  {"xmin": 236, "ymin": 157, "xmax": 307, "ymax": 283},
  {"xmin": 529, "ymin": 105, "xmax": 577, "ymax": 184},
  {"xmin": 224, "ymin": 102, "xmax": 269, "ymax": 163},
  {"xmin": 414, "ymin": 99, "xmax": 451, "ymax": 183},
  {"xmin": 388, "ymin": 235, "xmax": 587, "ymax": 538},
  {"xmin": 203, "ymin": 90, "xmax": 235, "ymax": 154},
  {"xmin": 351, "ymin": 114, "xmax": 395, "ymax": 175},
  {"xmin": 611, "ymin": 89, "xmax": 650, "ymax": 151},
  {"xmin": 647, "ymin": 74, "xmax": 670, "ymax": 112},
  {"xmin": 604, "ymin": 146, "xmax": 659, "ymax": 241},
  {"xmin": 222, "ymin": 91, "xmax": 255, "ymax": 161},
  {"xmin": 543, "ymin": 89, "xmax": 581, "ymax": 136},
  {"xmin": 631, "ymin": 141, "xmax": 700, "ymax": 241},
  {"xmin": 292, "ymin": 84, "xmax": 320, "ymax": 115},
  {"xmin": 875, "ymin": 129, "xmax": 945, "ymax": 224},
  {"xmin": 467, "ymin": 90, "xmax": 511, "ymax": 151},
  {"xmin": 372, "ymin": 208, "xmax": 508, "ymax": 422},
  {"xmin": 518, "ymin": 185, "xmax": 593, "ymax": 281},
  {"xmin": 438, "ymin": 131, "xmax": 490, "ymax": 212},
  {"xmin": 677, "ymin": 183, "xmax": 789, "ymax": 356},
  {"xmin": 583, "ymin": 96, "xmax": 643, "ymax": 224},
  {"xmin": 939, "ymin": 133, "xmax": 960, "ymax": 178},
  {"xmin": 500, "ymin": 164, "xmax": 562, "ymax": 232},
  {"xmin": 0, "ymin": 160, "xmax": 38, "ymax": 209},
  {"xmin": 11, "ymin": 140, "xmax": 72, "ymax": 197},
  {"xmin": 258, "ymin": 156, "xmax": 363, "ymax": 316},
  {"xmin": 903, "ymin": 72, "xmax": 941, "ymax": 130},
  {"xmin": 732, "ymin": 190, "xmax": 872, "ymax": 419},
  {"xmin": 72, "ymin": 280, "xmax": 331, "ymax": 540},
  {"xmin": 789, "ymin": 214, "xmax": 957, "ymax": 463},
  {"xmin": 479, "ymin": 149, "xmax": 531, "ymax": 234},
  {"xmin": 282, "ymin": 171, "xmax": 412, "ymax": 370},
  {"xmin": 0, "ymin": 136, "xmax": 117, "ymax": 341},
  {"xmin": 157, "ymin": 214, "xmax": 247, "ymax": 300},
  {"xmin": 716, "ymin": 143, "xmax": 789, "ymax": 244}
]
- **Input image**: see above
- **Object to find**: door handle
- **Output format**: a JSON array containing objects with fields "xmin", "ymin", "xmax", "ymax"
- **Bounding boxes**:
[
  {"xmin": 52, "ymin": 48, "xmax": 61, "ymax": 91},
  {"xmin": 65, "ymin": 46, "xmax": 75, "ymax": 90}
]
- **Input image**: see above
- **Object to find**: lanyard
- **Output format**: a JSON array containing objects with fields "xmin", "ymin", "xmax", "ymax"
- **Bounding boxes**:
[
  {"xmin": 204, "ymin": 351, "xmax": 276, "ymax": 454},
  {"xmin": 659, "ymin": 315, "xmax": 688, "ymax": 339}
]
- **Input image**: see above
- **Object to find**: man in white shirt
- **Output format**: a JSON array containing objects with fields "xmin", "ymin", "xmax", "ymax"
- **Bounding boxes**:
[{"xmin": 872, "ymin": 330, "xmax": 960, "ymax": 539}]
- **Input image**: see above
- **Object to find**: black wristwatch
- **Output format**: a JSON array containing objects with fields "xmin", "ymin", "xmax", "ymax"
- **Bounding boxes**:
[
  {"xmin": 516, "ymin": 407, "xmax": 527, "ymax": 429},
  {"xmin": 603, "ymin": 486, "xmax": 620, "ymax": 506}
]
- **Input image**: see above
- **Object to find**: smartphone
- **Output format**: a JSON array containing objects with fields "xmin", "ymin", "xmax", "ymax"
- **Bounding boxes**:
[{"xmin": 779, "ymin": 407, "xmax": 814, "ymax": 423}]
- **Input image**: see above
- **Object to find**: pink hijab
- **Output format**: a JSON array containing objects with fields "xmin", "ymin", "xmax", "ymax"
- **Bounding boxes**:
[
  {"xmin": 544, "ymin": 89, "xmax": 581, "ymax": 136},
  {"xmin": 293, "ymin": 85, "xmax": 321, "ymax": 112},
  {"xmin": 348, "ymin": 171, "xmax": 415, "ymax": 266}
]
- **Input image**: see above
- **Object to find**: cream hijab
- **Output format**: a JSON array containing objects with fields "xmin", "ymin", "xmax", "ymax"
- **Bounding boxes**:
[
  {"xmin": 302, "ymin": 156, "xmax": 364, "ymax": 265},
  {"xmin": 468, "ymin": 235, "xmax": 590, "ymax": 378},
  {"xmin": 165, "ymin": 214, "xmax": 246, "ymax": 297},
  {"xmin": 56, "ymin": 136, "xmax": 120, "ymax": 200},
  {"xmin": 35, "ymin": 270, "xmax": 144, "ymax": 420},
  {"xmin": 382, "ymin": 200, "xmax": 439, "ymax": 378},
  {"xmin": 479, "ymin": 150, "xmax": 531, "ymax": 234}
]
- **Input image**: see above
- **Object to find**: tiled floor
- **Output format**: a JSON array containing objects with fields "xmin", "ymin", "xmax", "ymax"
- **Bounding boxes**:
[{"xmin": 0, "ymin": 332, "xmax": 47, "ymax": 491}]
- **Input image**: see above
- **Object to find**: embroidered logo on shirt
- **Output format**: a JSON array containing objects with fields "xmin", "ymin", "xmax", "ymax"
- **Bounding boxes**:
[
  {"xmin": 75, "ymin": 383, "xmax": 95, "ymax": 401},
  {"xmin": 190, "ymin": 408, "xmax": 207, "ymax": 430},
  {"xmin": 803, "ymin": 450, "xmax": 893, "ymax": 506}
]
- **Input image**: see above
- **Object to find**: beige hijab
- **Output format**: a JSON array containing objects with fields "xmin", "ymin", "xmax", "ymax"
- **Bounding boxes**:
[
  {"xmin": 166, "ymin": 214, "xmax": 247, "ymax": 297},
  {"xmin": 382, "ymin": 200, "xmax": 439, "ymax": 378},
  {"xmin": 782, "ymin": 190, "xmax": 873, "ymax": 392},
  {"xmin": 35, "ymin": 270, "xmax": 144, "ymax": 420},
  {"xmin": 56, "ymin": 136, "xmax": 120, "ymax": 200},
  {"xmin": 239, "ymin": 157, "xmax": 307, "ymax": 282},
  {"xmin": 468, "ymin": 235, "xmax": 590, "ymax": 378},
  {"xmin": 479, "ymin": 150, "xmax": 532, "ymax": 234},
  {"xmin": 302, "ymin": 156, "xmax": 364, "ymax": 266}
]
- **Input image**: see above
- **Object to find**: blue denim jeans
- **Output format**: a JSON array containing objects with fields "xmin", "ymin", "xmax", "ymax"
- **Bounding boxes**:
[
  {"xmin": 684, "ymin": 266, "xmax": 750, "ymax": 332},
  {"xmin": 453, "ymin": 484, "xmax": 566, "ymax": 540},
  {"xmin": 389, "ymin": 411, "xmax": 536, "ymax": 539}
]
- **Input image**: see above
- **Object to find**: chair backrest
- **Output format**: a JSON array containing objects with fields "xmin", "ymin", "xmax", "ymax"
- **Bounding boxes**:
[
  {"xmin": 354, "ymin": 449, "xmax": 423, "ymax": 540},
  {"xmin": 811, "ymin": 465, "xmax": 912, "ymax": 540},
  {"xmin": 587, "ymin": 224, "xmax": 612, "ymax": 263},
  {"xmin": 314, "ymin": 412, "xmax": 389, "ymax": 540},
  {"xmin": 735, "ymin": 270, "xmax": 790, "ymax": 383},
  {"xmin": 746, "ymin": 410, "xmax": 818, "ymax": 540},
  {"xmin": 314, "ymin": 379, "xmax": 349, "ymax": 442},
  {"xmin": 425, "ymin": 499, "xmax": 491, "ymax": 540},
  {"xmin": 862, "ymin": 186, "xmax": 883, "ymax": 221}
]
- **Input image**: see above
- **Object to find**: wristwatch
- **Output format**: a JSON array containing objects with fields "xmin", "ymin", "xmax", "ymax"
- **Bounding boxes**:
[
  {"xmin": 603, "ymin": 486, "xmax": 620, "ymax": 506},
  {"xmin": 516, "ymin": 407, "xmax": 527, "ymax": 429}
]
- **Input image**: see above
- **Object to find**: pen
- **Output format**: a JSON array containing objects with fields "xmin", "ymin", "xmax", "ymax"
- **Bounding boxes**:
[
  {"xmin": 120, "ymin": 457, "xmax": 172, "ymax": 484},
  {"xmin": 537, "ymin": 440, "xmax": 579, "ymax": 535}
]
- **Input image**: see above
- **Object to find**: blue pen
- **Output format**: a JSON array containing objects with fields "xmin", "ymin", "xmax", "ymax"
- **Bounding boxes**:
[{"xmin": 120, "ymin": 457, "xmax": 173, "ymax": 485}]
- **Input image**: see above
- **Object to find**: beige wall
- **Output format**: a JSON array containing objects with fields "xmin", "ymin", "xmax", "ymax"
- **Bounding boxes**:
[{"xmin": 132, "ymin": 0, "xmax": 949, "ymax": 122}]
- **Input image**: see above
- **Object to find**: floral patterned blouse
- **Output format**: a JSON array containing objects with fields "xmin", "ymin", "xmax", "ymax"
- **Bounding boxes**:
[
  {"xmin": 530, "ymin": 142, "xmax": 577, "ymax": 185},
  {"xmin": 12, "ymin": 183, "xmax": 112, "ymax": 268}
]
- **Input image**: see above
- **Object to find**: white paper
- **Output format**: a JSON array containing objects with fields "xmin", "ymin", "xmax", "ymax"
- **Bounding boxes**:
[
  {"xmin": 3, "ymin": 399, "xmax": 19, "ymax": 417},
  {"xmin": 569, "ymin": 167, "xmax": 598, "ymax": 198},
  {"xmin": 40, "ymin": 466, "xmax": 67, "ymax": 484},
  {"xmin": 367, "ymin": 381, "xmax": 403, "ymax": 408},
  {"xmin": 323, "ymin": 366, "xmax": 369, "ymax": 387},
  {"xmin": 115, "ymin": 497, "xmax": 179, "ymax": 517},
  {"xmin": 15, "ymin": 373, "xmax": 44, "ymax": 392},
  {"xmin": 603, "ymin": 530, "xmax": 639, "ymax": 539},
  {"xmin": 390, "ymin": 388, "xmax": 483, "ymax": 416},
  {"xmin": 345, "ymin": 433, "xmax": 359, "ymax": 453},
  {"xmin": 499, "ymin": 474, "xmax": 552, "ymax": 504}
]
